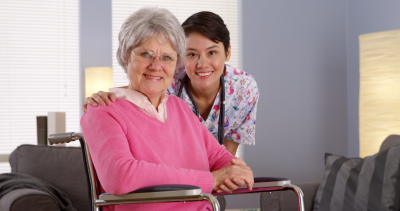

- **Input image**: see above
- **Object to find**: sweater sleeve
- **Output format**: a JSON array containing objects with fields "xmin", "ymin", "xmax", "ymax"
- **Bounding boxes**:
[
  {"xmin": 199, "ymin": 120, "xmax": 236, "ymax": 171},
  {"xmin": 80, "ymin": 103, "xmax": 214, "ymax": 194},
  {"xmin": 177, "ymin": 97, "xmax": 236, "ymax": 172}
]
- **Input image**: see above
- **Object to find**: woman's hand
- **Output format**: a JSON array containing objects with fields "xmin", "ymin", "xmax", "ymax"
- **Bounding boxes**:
[
  {"xmin": 212, "ymin": 158, "xmax": 254, "ymax": 193},
  {"xmin": 82, "ymin": 91, "xmax": 117, "ymax": 112}
]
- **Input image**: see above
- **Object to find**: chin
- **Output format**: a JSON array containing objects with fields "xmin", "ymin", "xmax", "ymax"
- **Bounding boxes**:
[{"xmin": 198, "ymin": 83, "xmax": 214, "ymax": 90}]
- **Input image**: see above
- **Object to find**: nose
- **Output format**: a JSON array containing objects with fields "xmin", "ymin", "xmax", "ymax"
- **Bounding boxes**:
[
  {"xmin": 197, "ymin": 56, "xmax": 209, "ymax": 68},
  {"xmin": 149, "ymin": 56, "xmax": 162, "ymax": 71}
]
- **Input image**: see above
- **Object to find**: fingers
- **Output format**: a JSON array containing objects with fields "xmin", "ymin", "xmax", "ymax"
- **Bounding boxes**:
[
  {"xmin": 212, "ymin": 164, "xmax": 254, "ymax": 192},
  {"xmin": 216, "ymin": 178, "xmax": 246, "ymax": 193},
  {"xmin": 242, "ymin": 171, "xmax": 254, "ymax": 191},
  {"xmin": 232, "ymin": 178, "xmax": 246, "ymax": 187},
  {"xmin": 84, "ymin": 91, "xmax": 116, "ymax": 112},
  {"xmin": 109, "ymin": 92, "xmax": 117, "ymax": 102},
  {"xmin": 82, "ymin": 104, "xmax": 88, "ymax": 113},
  {"xmin": 229, "ymin": 165, "xmax": 254, "ymax": 191},
  {"xmin": 97, "ymin": 91, "xmax": 116, "ymax": 105},
  {"xmin": 223, "ymin": 179, "xmax": 239, "ymax": 191},
  {"xmin": 92, "ymin": 92, "xmax": 107, "ymax": 106},
  {"xmin": 218, "ymin": 183, "xmax": 232, "ymax": 193},
  {"xmin": 86, "ymin": 97, "xmax": 98, "ymax": 107},
  {"xmin": 244, "ymin": 176, "xmax": 254, "ymax": 191},
  {"xmin": 231, "ymin": 158, "xmax": 247, "ymax": 166}
]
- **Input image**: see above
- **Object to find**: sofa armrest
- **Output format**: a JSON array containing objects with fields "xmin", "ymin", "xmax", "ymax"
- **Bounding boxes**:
[
  {"xmin": 0, "ymin": 188, "xmax": 60, "ymax": 211},
  {"xmin": 260, "ymin": 182, "xmax": 320, "ymax": 211}
]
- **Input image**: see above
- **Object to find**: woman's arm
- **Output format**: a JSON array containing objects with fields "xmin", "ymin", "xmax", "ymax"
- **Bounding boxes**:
[
  {"xmin": 81, "ymin": 102, "xmax": 253, "ymax": 195},
  {"xmin": 195, "ymin": 111, "xmax": 253, "ymax": 191},
  {"xmin": 82, "ymin": 85, "xmax": 129, "ymax": 112},
  {"xmin": 81, "ymin": 104, "xmax": 214, "ymax": 194},
  {"xmin": 225, "ymin": 77, "xmax": 259, "ymax": 146},
  {"xmin": 224, "ymin": 139, "xmax": 239, "ymax": 156}
]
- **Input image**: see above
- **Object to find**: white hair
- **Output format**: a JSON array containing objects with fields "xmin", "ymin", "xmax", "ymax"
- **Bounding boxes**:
[{"xmin": 116, "ymin": 7, "xmax": 185, "ymax": 73}]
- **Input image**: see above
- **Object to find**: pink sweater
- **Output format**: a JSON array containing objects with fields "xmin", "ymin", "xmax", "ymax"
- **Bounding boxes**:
[{"xmin": 80, "ymin": 96, "xmax": 235, "ymax": 211}]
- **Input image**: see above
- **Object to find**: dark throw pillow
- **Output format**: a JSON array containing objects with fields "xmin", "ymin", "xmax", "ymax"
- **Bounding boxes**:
[{"xmin": 313, "ymin": 145, "xmax": 400, "ymax": 211}]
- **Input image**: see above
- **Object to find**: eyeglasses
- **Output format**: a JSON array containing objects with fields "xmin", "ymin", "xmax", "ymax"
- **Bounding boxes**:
[{"xmin": 131, "ymin": 49, "xmax": 177, "ymax": 66}]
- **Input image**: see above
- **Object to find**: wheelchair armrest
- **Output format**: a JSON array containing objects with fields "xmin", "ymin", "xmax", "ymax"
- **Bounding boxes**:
[
  {"xmin": 0, "ymin": 188, "xmax": 60, "ymax": 211},
  {"xmin": 251, "ymin": 177, "xmax": 291, "ymax": 188},
  {"xmin": 99, "ymin": 184, "xmax": 202, "ymax": 201},
  {"xmin": 212, "ymin": 177, "xmax": 292, "ymax": 195},
  {"xmin": 239, "ymin": 177, "xmax": 291, "ymax": 190},
  {"xmin": 129, "ymin": 184, "xmax": 201, "ymax": 193}
]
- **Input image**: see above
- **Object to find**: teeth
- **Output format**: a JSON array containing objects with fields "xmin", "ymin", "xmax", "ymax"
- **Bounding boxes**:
[
  {"xmin": 197, "ymin": 72, "xmax": 212, "ymax": 76},
  {"xmin": 145, "ymin": 75, "xmax": 161, "ymax": 79}
]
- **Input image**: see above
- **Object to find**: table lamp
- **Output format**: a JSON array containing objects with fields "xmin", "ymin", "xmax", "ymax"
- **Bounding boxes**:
[{"xmin": 359, "ymin": 29, "xmax": 400, "ymax": 157}]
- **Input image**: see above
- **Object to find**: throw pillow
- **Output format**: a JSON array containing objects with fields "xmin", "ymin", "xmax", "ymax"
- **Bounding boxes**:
[{"xmin": 313, "ymin": 145, "xmax": 400, "ymax": 211}]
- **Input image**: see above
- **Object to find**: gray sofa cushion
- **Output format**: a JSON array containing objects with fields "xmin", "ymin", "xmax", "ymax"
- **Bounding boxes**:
[
  {"xmin": 380, "ymin": 134, "xmax": 400, "ymax": 152},
  {"xmin": 313, "ymin": 145, "xmax": 400, "ymax": 211},
  {"xmin": 0, "ymin": 188, "xmax": 60, "ymax": 211},
  {"xmin": 9, "ymin": 145, "xmax": 90, "ymax": 211}
]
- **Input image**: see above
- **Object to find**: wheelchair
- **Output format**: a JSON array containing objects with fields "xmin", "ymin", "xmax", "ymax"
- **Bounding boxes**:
[{"xmin": 49, "ymin": 132, "xmax": 305, "ymax": 211}]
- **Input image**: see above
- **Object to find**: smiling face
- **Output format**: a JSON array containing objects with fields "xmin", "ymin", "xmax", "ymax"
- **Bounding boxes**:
[
  {"xmin": 184, "ymin": 32, "xmax": 231, "ymax": 92},
  {"xmin": 126, "ymin": 35, "xmax": 177, "ymax": 102}
]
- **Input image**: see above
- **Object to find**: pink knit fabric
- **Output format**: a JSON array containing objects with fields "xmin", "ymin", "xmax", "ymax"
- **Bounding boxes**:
[
  {"xmin": 109, "ymin": 87, "xmax": 168, "ymax": 123},
  {"xmin": 80, "ymin": 96, "xmax": 235, "ymax": 211}
]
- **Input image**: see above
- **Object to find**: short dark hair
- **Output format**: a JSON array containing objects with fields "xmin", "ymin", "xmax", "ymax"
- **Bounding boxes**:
[{"xmin": 182, "ymin": 11, "xmax": 230, "ymax": 56}]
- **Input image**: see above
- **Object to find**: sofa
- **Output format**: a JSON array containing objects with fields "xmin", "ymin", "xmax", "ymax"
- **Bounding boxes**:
[
  {"xmin": 260, "ymin": 134, "xmax": 400, "ymax": 211},
  {"xmin": 0, "ymin": 145, "xmax": 90, "ymax": 211},
  {"xmin": 0, "ymin": 144, "xmax": 228, "ymax": 211}
]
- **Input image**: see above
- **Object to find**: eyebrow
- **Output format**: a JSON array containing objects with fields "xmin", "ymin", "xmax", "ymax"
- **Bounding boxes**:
[{"xmin": 186, "ymin": 45, "xmax": 219, "ymax": 51}]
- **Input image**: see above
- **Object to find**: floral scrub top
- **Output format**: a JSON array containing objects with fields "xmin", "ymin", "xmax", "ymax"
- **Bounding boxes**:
[{"xmin": 167, "ymin": 64, "xmax": 259, "ymax": 145}]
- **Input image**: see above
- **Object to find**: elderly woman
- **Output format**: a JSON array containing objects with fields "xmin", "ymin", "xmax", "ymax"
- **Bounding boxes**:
[{"xmin": 80, "ymin": 7, "xmax": 253, "ymax": 211}]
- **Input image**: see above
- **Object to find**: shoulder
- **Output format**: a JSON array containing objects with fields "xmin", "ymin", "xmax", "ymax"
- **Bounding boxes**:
[
  {"xmin": 224, "ymin": 64, "xmax": 258, "ymax": 95},
  {"xmin": 168, "ymin": 66, "xmax": 186, "ymax": 95},
  {"xmin": 167, "ymin": 95, "xmax": 189, "ymax": 109},
  {"xmin": 81, "ymin": 99, "xmax": 134, "ymax": 129},
  {"xmin": 83, "ymin": 99, "xmax": 133, "ymax": 119},
  {"xmin": 225, "ymin": 64, "xmax": 257, "ymax": 85}
]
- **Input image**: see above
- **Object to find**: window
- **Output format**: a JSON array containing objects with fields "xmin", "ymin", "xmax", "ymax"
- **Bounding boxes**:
[
  {"xmin": 111, "ymin": 0, "xmax": 243, "ymax": 159},
  {"xmin": 0, "ymin": 0, "xmax": 79, "ymax": 173}
]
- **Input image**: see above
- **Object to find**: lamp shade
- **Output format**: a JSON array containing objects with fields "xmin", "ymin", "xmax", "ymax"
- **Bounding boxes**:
[
  {"xmin": 359, "ymin": 29, "xmax": 400, "ymax": 157},
  {"xmin": 85, "ymin": 67, "xmax": 113, "ymax": 99}
]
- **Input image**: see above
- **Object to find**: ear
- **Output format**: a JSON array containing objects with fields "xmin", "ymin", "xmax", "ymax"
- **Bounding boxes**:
[
  {"xmin": 125, "ymin": 55, "xmax": 130, "ymax": 69},
  {"xmin": 125, "ymin": 52, "xmax": 131, "ymax": 69},
  {"xmin": 225, "ymin": 44, "xmax": 231, "ymax": 62}
]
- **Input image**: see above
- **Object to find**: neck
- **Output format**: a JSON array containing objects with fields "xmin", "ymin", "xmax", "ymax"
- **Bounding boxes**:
[
  {"xmin": 149, "ymin": 96, "xmax": 161, "ymax": 111},
  {"xmin": 128, "ymin": 84, "xmax": 163, "ymax": 111},
  {"xmin": 188, "ymin": 76, "xmax": 221, "ymax": 101}
]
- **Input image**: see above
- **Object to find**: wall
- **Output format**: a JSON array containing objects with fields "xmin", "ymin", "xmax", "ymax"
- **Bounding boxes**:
[
  {"xmin": 79, "ymin": 0, "xmax": 112, "ymax": 117},
  {"xmin": 225, "ymin": 0, "xmax": 348, "ymax": 209},
  {"xmin": 346, "ymin": 0, "xmax": 400, "ymax": 157},
  {"xmin": 79, "ymin": 0, "xmax": 400, "ymax": 209}
]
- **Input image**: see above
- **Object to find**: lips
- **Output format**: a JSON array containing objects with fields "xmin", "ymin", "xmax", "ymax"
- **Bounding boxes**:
[
  {"xmin": 196, "ymin": 71, "xmax": 213, "ymax": 76},
  {"xmin": 144, "ymin": 74, "xmax": 162, "ymax": 79}
]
